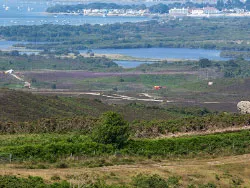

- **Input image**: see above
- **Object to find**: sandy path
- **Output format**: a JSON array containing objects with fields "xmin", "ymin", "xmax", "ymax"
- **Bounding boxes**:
[{"xmin": 1, "ymin": 154, "xmax": 250, "ymax": 186}]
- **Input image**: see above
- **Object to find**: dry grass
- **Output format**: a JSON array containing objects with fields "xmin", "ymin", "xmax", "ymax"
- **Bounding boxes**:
[{"xmin": 1, "ymin": 154, "xmax": 250, "ymax": 187}]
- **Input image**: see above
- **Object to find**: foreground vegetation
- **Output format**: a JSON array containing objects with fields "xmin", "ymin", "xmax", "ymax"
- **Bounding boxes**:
[
  {"xmin": 0, "ymin": 174, "xmax": 221, "ymax": 188},
  {"xmin": 1, "ymin": 89, "xmax": 250, "ymax": 187},
  {"xmin": 0, "ymin": 175, "xmax": 69, "ymax": 188},
  {"xmin": 1, "ymin": 130, "xmax": 250, "ymax": 162},
  {"xmin": 0, "ymin": 89, "xmax": 250, "ymax": 161}
]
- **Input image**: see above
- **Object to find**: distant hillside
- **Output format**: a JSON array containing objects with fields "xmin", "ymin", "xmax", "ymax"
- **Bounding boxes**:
[
  {"xmin": 0, "ymin": 89, "xmax": 110, "ymax": 122},
  {"xmin": 0, "ymin": 89, "xmax": 210, "ymax": 122}
]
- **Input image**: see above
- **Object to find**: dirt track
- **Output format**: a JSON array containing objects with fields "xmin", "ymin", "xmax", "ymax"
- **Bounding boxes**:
[{"xmin": 1, "ymin": 153, "xmax": 250, "ymax": 187}]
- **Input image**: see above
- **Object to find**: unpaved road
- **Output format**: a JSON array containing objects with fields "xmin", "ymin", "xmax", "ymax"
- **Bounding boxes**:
[{"xmin": 1, "ymin": 154, "xmax": 250, "ymax": 187}]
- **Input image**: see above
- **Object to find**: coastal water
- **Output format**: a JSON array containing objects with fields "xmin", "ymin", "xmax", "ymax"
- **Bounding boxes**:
[
  {"xmin": 0, "ymin": 0, "xmax": 150, "ymax": 26},
  {"xmin": 0, "ymin": 41, "xmax": 24, "ymax": 49}
]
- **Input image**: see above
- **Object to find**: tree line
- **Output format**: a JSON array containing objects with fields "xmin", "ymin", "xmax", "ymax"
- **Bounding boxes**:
[
  {"xmin": 47, "ymin": 3, "xmax": 169, "ymax": 14},
  {"xmin": 1, "ymin": 18, "xmax": 250, "ymax": 52}
]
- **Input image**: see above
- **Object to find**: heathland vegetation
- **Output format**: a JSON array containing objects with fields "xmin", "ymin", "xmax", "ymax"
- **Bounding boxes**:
[{"xmin": 1, "ymin": 89, "xmax": 250, "ymax": 186}]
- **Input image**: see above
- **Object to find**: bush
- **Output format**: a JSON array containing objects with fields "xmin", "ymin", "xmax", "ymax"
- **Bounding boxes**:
[
  {"xmin": 51, "ymin": 175, "xmax": 61, "ymax": 181},
  {"xmin": 56, "ymin": 162, "xmax": 68, "ymax": 168},
  {"xmin": 0, "ymin": 175, "xmax": 70, "ymax": 188},
  {"xmin": 131, "ymin": 174, "xmax": 180, "ymax": 188},
  {"xmin": 91, "ymin": 111, "xmax": 129, "ymax": 148}
]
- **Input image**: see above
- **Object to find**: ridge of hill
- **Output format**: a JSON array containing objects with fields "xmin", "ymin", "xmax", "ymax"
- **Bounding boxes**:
[
  {"xmin": 0, "ymin": 88, "xmax": 208, "ymax": 122},
  {"xmin": 0, "ymin": 88, "xmax": 109, "ymax": 122}
]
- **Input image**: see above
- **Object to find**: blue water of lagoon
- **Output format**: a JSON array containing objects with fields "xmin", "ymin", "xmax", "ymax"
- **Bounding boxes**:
[
  {"xmin": 80, "ymin": 48, "xmax": 230, "ymax": 68},
  {"xmin": 84, "ymin": 48, "xmax": 228, "ymax": 61}
]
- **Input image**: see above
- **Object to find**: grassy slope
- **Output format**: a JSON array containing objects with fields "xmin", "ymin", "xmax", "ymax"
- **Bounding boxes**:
[
  {"xmin": 0, "ymin": 88, "xmax": 206, "ymax": 122},
  {"xmin": 0, "ymin": 88, "xmax": 107, "ymax": 121}
]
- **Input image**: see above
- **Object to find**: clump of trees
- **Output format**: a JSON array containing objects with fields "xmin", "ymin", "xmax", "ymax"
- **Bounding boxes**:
[
  {"xmin": 198, "ymin": 58, "xmax": 250, "ymax": 78},
  {"xmin": 149, "ymin": 3, "xmax": 169, "ymax": 14},
  {"xmin": 198, "ymin": 58, "xmax": 212, "ymax": 68}
]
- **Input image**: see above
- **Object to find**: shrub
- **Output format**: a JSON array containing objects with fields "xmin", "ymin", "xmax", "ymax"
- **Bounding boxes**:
[
  {"xmin": 91, "ymin": 111, "xmax": 129, "ymax": 148},
  {"xmin": 198, "ymin": 183, "xmax": 217, "ymax": 188},
  {"xmin": 132, "ymin": 174, "xmax": 169, "ymax": 188},
  {"xmin": 0, "ymin": 175, "xmax": 70, "ymax": 188},
  {"xmin": 51, "ymin": 175, "xmax": 61, "ymax": 181},
  {"xmin": 56, "ymin": 162, "xmax": 68, "ymax": 168}
]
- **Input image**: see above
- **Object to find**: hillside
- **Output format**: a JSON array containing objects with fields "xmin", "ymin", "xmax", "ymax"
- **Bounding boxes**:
[{"xmin": 0, "ymin": 88, "xmax": 209, "ymax": 123}]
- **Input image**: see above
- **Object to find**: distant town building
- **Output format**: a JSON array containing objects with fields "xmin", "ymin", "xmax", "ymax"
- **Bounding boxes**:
[
  {"xmin": 169, "ymin": 8, "xmax": 189, "ymax": 16},
  {"xmin": 191, "ymin": 8, "xmax": 204, "ymax": 15},
  {"xmin": 234, "ymin": 8, "xmax": 245, "ymax": 14}
]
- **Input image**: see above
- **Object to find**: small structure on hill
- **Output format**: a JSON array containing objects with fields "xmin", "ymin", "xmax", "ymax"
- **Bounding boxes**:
[
  {"xmin": 153, "ymin": 86, "xmax": 166, "ymax": 90},
  {"xmin": 208, "ymin": 81, "xmax": 213, "ymax": 86}
]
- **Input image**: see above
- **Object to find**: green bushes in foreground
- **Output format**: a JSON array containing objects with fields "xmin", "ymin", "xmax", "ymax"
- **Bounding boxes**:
[
  {"xmin": 0, "ymin": 174, "xmax": 218, "ymax": 188},
  {"xmin": 1, "ymin": 141, "xmax": 114, "ymax": 162},
  {"xmin": 1, "ymin": 130, "xmax": 250, "ymax": 162},
  {"xmin": 123, "ymin": 130, "xmax": 250, "ymax": 157},
  {"xmin": 131, "ymin": 174, "xmax": 180, "ymax": 188},
  {"xmin": 131, "ymin": 113, "xmax": 250, "ymax": 138},
  {"xmin": 0, "ymin": 175, "xmax": 69, "ymax": 188}
]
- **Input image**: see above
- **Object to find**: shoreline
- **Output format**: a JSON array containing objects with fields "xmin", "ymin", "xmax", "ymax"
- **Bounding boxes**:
[{"xmin": 44, "ymin": 11, "xmax": 250, "ymax": 18}]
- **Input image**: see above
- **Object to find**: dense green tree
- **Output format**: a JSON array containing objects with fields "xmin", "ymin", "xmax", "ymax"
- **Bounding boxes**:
[
  {"xmin": 225, "ymin": 0, "xmax": 233, "ymax": 9},
  {"xmin": 149, "ymin": 3, "xmax": 169, "ymax": 14},
  {"xmin": 216, "ymin": 0, "xmax": 224, "ymax": 10},
  {"xmin": 198, "ymin": 58, "xmax": 212, "ymax": 68},
  {"xmin": 132, "ymin": 174, "xmax": 169, "ymax": 188},
  {"xmin": 232, "ymin": 0, "xmax": 244, "ymax": 8},
  {"xmin": 10, "ymin": 50, "xmax": 19, "ymax": 56},
  {"xmin": 132, "ymin": 174, "xmax": 180, "ymax": 188},
  {"xmin": 246, "ymin": 0, "xmax": 250, "ymax": 10},
  {"xmin": 91, "ymin": 111, "xmax": 129, "ymax": 148}
]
